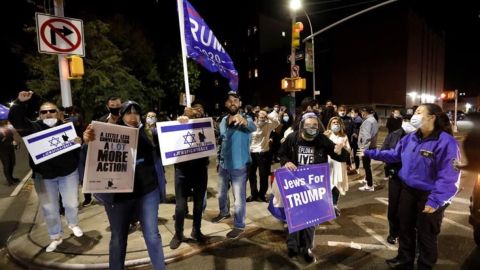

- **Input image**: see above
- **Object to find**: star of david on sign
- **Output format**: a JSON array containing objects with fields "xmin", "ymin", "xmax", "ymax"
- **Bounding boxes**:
[
  {"xmin": 49, "ymin": 137, "xmax": 61, "ymax": 147},
  {"xmin": 183, "ymin": 131, "xmax": 196, "ymax": 147}
]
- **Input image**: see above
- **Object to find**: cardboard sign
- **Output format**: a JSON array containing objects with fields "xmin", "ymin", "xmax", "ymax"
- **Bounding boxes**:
[
  {"xmin": 23, "ymin": 122, "xmax": 80, "ymax": 164},
  {"xmin": 157, "ymin": 117, "xmax": 216, "ymax": 165},
  {"xmin": 83, "ymin": 121, "xmax": 138, "ymax": 193},
  {"xmin": 275, "ymin": 163, "xmax": 336, "ymax": 233}
]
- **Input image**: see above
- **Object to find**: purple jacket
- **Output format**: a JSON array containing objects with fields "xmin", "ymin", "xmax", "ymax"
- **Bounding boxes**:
[{"xmin": 365, "ymin": 130, "xmax": 461, "ymax": 209}]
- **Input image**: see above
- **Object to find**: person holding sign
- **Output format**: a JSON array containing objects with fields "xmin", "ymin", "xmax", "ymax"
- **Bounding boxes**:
[
  {"xmin": 359, "ymin": 104, "xmax": 460, "ymax": 270},
  {"xmin": 8, "ymin": 91, "xmax": 83, "ymax": 252},
  {"xmin": 83, "ymin": 101, "xmax": 165, "ymax": 270},
  {"xmin": 279, "ymin": 112, "xmax": 349, "ymax": 262},
  {"xmin": 213, "ymin": 91, "xmax": 256, "ymax": 239}
]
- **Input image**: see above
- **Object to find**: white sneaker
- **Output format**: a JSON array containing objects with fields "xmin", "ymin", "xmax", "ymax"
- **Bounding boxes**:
[
  {"xmin": 46, "ymin": 238, "xmax": 63, "ymax": 252},
  {"xmin": 358, "ymin": 184, "xmax": 375, "ymax": 192},
  {"xmin": 68, "ymin": 225, "xmax": 84, "ymax": 237},
  {"xmin": 360, "ymin": 179, "xmax": 367, "ymax": 185}
]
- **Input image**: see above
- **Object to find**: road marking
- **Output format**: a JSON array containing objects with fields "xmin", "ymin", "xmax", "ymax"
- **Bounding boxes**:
[
  {"xmin": 351, "ymin": 218, "xmax": 397, "ymax": 250},
  {"xmin": 10, "ymin": 170, "xmax": 31, "ymax": 197},
  {"xmin": 327, "ymin": 241, "xmax": 393, "ymax": 250},
  {"xmin": 443, "ymin": 218, "xmax": 473, "ymax": 232}
]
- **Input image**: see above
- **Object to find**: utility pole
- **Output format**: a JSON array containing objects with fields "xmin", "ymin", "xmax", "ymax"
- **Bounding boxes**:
[
  {"xmin": 453, "ymin": 89, "xmax": 458, "ymax": 133},
  {"xmin": 54, "ymin": 0, "xmax": 72, "ymax": 107},
  {"xmin": 290, "ymin": 9, "xmax": 297, "ymax": 113}
]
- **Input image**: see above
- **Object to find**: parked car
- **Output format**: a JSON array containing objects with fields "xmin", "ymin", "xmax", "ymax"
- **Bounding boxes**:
[{"xmin": 447, "ymin": 110, "xmax": 466, "ymax": 121}]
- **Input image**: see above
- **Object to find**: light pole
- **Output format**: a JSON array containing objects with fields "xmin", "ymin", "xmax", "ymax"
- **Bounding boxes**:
[
  {"xmin": 302, "ymin": 9, "xmax": 317, "ymax": 99},
  {"xmin": 288, "ymin": 0, "xmax": 301, "ymax": 115}
]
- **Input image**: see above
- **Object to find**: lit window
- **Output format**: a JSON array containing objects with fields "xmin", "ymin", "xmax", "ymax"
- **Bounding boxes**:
[
  {"xmin": 254, "ymin": 68, "xmax": 259, "ymax": 78},
  {"xmin": 253, "ymin": 26, "xmax": 258, "ymax": 33},
  {"xmin": 247, "ymin": 29, "xmax": 251, "ymax": 36},
  {"xmin": 224, "ymin": 41, "xmax": 227, "ymax": 46},
  {"xmin": 248, "ymin": 70, "xmax": 252, "ymax": 79},
  {"xmin": 282, "ymin": 31, "xmax": 286, "ymax": 37}
]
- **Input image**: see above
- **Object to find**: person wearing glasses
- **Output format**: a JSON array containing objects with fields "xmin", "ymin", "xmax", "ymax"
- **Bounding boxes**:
[{"xmin": 8, "ymin": 90, "xmax": 83, "ymax": 252}]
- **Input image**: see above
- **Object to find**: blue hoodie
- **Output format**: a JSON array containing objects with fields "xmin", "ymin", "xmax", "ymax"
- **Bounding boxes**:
[{"xmin": 365, "ymin": 130, "xmax": 461, "ymax": 209}]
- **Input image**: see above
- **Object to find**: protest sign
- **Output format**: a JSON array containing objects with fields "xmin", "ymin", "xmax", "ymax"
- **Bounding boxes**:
[
  {"xmin": 22, "ymin": 122, "xmax": 80, "ymax": 164},
  {"xmin": 157, "ymin": 117, "xmax": 216, "ymax": 165},
  {"xmin": 83, "ymin": 121, "xmax": 138, "ymax": 193},
  {"xmin": 274, "ymin": 163, "xmax": 335, "ymax": 233}
]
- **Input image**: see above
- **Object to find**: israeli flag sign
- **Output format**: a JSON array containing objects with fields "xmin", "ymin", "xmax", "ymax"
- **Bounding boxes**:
[
  {"xmin": 157, "ymin": 117, "xmax": 217, "ymax": 165},
  {"xmin": 22, "ymin": 122, "xmax": 80, "ymax": 164}
]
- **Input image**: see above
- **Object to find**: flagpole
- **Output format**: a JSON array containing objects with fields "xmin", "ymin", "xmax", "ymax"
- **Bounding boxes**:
[{"xmin": 177, "ymin": 0, "xmax": 192, "ymax": 107}]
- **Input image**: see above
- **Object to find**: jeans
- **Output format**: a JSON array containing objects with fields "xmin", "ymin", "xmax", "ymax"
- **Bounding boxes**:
[
  {"xmin": 248, "ymin": 152, "xmax": 272, "ymax": 199},
  {"xmin": 218, "ymin": 166, "xmax": 247, "ymax": 229},
  {"xmin": 33, "ymin": 170, "xmax": 79, "ymax": 239},
  {"xmin": 104, "ymin": 188, "xmax": 165, "ymax": 270},
  {"xmin": 362, "ymin": 156, "xmax": 373, "ymax": 186},
  {"xmin": 174, "ymin": 164, "xmax": 208, "ymax": 234},
  {"xmin": 388, "ymin": 175, "xmax": 402, "ymax": 238}
]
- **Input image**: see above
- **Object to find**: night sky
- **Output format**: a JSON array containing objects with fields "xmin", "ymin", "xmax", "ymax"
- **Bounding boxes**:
[{"xmin": 2, "ymin": 0, "xmax": 480, "ymax": 104}]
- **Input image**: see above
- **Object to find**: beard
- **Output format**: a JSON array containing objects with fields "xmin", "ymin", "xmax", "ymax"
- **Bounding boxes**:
[{"xmin": 228, "ymin": 105, "xmax": 239, "ymax": 115}]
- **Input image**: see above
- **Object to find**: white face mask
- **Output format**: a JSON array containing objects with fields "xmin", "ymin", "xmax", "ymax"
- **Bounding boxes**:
[
  {"xmin": 283, "ymin": 116, "xmax": 289, "ymax": 122},
  {"xmin": 410, "ymin": 114, "xmax": 423, "ymax": 129},
  {"xmin": 146, "ymin": 118, "xmax": 157, "ymax": 125},
  {"xmin": 331, "ymin": 124, "xmax": 340, "ymax": 133},
  {"xmin": 42, "ymin": 118, "xmax": 57, "ymax": 127},
  {"xmin": 338, "ymin": 112, "xmax": 346, "ymax": 117}
]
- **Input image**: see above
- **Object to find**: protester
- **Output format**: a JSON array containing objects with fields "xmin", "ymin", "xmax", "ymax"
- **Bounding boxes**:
[
  {"xmin": 324, "ymin": 116, "xmax": 351, "ymax": 216},
  {"xmin": 349, "ymin": 108, "xmax": 363, "ymax": 172},
  {"xmin": 379, "ymin": 115, "xmax": 405, "ymax": 245},
  {"xmin": 213, "ymin": 91, "xmax": 255, "ymax": 239},
  {"xmin": 358, "ymin": 106, "xmax": 379, "ymax": 191},
  {"xmin": 83, "ymin": 101, "xmax": 165, "ymax": 270},
  {"xmin": 247, "ymin": 109, "xmax": 279, "ymax": 202},
  {"xmin": 360, "ymin": 103, "xmax": 461, "ymax": 269},
  {"xmin": 0, "ymin": 120, "xmax": 19, "ymax": 186},
  {"xmin": 279, "ymin": 112, "xmax": 349, "ymax": 262},
  {"xmin": 169, "ymin": 104, "xmax": 210, "ymax": 249},
  {"xmin": 9, "ymin": 90, "xmax": 83, "ymax": 252}
]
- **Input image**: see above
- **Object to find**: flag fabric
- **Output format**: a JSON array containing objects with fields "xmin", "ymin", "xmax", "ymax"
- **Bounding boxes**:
[
  {"xmin": 305, "ymin": 41, "xmax": 313, "ymax": 72},
  {"xmin": 181, "ymin": 0, "xmax": 239, "ymax": 91},
  {"xmin": 0, "ymin": 104, "xmax": 9, "ymax": 120}
]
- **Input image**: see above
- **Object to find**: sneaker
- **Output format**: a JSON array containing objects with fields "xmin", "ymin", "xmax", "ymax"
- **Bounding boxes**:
[
  {"xmin": 68, "ymin": 225, "xmax": 83, "ymax": 237},
  {"xmin": 226, "ymin": 228, "xmax": 244, "ymax": 239},
  {"xmin": 358, "ymin": 184, "xmax": 374, "ymax": 192},
  {"xmin": 46, "ymin": 238, "xmax": 63, "ymax": 252},
  {"xmin": 246, "ymin": 196, "xmax": 257, "ymax": 202},
  {"xmin": 303, "ymin": 248, "xmax": 316, "ymax": 263},
  {"xmin": 128, "ymin": 221, "xmax": 140, "ymax": 234},
  {"xmin": 82, "ymin": 198, "xmax": 92, "ymax": 207},
  {"xmin": 387, "ymin": 235, "xmax": 398, "ymax": 245},
  {"xmin": 191, "ymin": 229, "xmax": 208, "ymax": 243},
  {"xmin": 169, "ymin": 233, "xmax": 184, "ymax": 249},
  {"xmin": 211, "ymin": 213, "xmax": 231, "ymax": 223}
]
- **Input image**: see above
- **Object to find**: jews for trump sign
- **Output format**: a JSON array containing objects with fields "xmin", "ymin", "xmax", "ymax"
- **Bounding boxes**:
[
  {"xmin": 22, "ymin": 122, "xmax": 80, "ymax": 164},
  {"xmin": 83, "ymin": 121, "xmax": 138, "ymax": 193},
  {"xmin": 157, "ymin": 117, "xmax": 216, "ymax": 165},
  {"xmin": 275, "ymin": 163, "xmax": 336, "ymax": 233}
]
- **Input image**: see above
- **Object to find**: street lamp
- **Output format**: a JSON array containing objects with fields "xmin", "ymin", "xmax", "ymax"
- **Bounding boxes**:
[
  {"xmin": 288, "ymin": 0, "xmax": 302, "ymax": 115},
  {"xmin": 289, "ymin": 0, "xmax": 301, "ymax": 11}
]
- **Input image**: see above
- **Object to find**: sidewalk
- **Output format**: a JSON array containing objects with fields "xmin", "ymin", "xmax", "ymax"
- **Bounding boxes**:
[{"xmin": 6, "ymin": 157, "xmax": 383, "ymax": 270}]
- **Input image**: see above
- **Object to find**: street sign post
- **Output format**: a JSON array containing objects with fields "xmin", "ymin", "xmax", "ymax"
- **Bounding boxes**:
[{"xmin": 36, "ymin": 13, "xmax": 85, "ymax": 56}]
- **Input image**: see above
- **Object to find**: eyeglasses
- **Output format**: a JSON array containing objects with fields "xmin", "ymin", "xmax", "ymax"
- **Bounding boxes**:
[{"xmin": 39, "ymin": 109, "xmax": 57, "ymax": 114}]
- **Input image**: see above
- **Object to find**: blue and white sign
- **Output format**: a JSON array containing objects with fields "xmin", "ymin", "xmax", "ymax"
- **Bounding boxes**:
[
  {"xmin": 157, "ymin": 117, "xmax": 217, "ymax": 165},
  {"xmin": 22, "ymin": 122, "xmax": 80, "ymax": 164}
]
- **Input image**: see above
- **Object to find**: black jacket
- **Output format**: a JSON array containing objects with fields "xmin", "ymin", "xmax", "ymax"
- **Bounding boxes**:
[
  {"xmin": 380, "ymin": 127, "xmax": 406, "ymax": 176},
  {"xmin": 8, "ymin": 101, "xmax": 79, "ymax": 179},
  {"xmin": 279, "ymin": 131, "xmax": 349, "ymax": 166}
]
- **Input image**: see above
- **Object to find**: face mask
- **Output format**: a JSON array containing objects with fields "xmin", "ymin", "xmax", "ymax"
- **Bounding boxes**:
[
  {"xmin": 410, "ymin": 114, "xmax": 423, "ymax": 129},
  {"xmin": 393, "ymin": 113, "xmax": 401, "ymax": 119},
  {"xmin": 338, "ymin": 112, "xmax": 346, "ymax": 117},
  {"xmin": 109, "ymin": 107, "xmax": 120, "ymax": 116},
  {"xmin": 43, "ymin": 118, "xmax": 57, "ymax": 127},
  {"xmin": 283, "ymin": 116, "xmax": 289, "ymax": 122},
  {"xmin": 331, "ymin": 124, "xmax": 340, "ymax": 133},
  {"xmin": 303, "ymin": 127, "xmax": 319, "ymax": 138},
  {"xmin": 146, "ymin": 118, "xmax": 157, "ymax": 125}
]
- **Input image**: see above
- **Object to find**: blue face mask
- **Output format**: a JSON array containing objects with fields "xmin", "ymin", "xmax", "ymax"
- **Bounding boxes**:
[
  {"xmin": 331, "ymin": 124, "xmax": 340, "ymax": 133},
  {"xmin": 283, "ymin": 116, "xmax": 289, "ymax": 122}
]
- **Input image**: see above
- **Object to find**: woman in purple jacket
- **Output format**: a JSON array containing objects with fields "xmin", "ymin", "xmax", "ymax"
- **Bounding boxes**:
[{"xmin": 361, "ymin": 103, "xmax": 460, "ymax": 270}]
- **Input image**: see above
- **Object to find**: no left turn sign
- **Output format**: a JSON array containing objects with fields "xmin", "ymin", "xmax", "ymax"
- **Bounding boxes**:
[{"xmin": 36, "ymin": 13, "xmax": 85, "ymax": 56}]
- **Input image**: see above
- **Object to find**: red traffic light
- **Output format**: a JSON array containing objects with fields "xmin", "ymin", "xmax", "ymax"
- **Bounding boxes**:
[{"xmin": 441, "ymin": 91, "xmax": 456, "ymax": 100}]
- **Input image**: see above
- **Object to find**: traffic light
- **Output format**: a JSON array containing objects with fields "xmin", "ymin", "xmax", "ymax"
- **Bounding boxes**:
[
  {"xmin": 67, "ymin": 55, "xmax": 84, "ymax": 79},
  {"xmin": 281, "ymin": 77, "xmax": 306, "ymax": 91},
  {"xmin": 440, "ymin": 90, "xmax": 456, "ymax": 101},
  {"xmin": 291, "ymin": 22, "xmax": 304, "ymax": 48}
]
